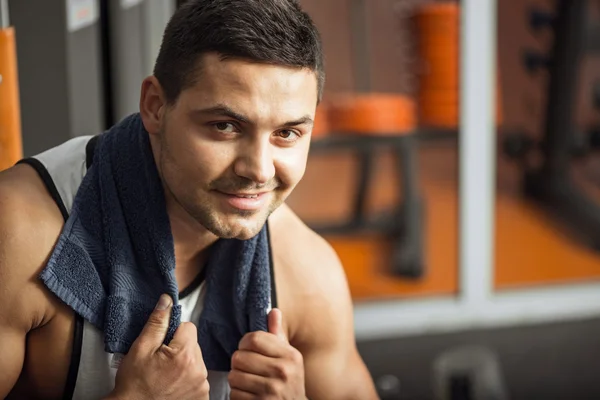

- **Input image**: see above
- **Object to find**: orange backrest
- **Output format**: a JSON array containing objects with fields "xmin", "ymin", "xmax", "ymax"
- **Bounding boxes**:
[
  {"xmin": 312, "ymin": 103, "xmax": 330, "ymax": 139},
  {"xmin": 0, "ymin": 26, "xmax": 23, "ymax": 171},
  {"xmin": 327, "ymin": 93, "xmax": 417, "ymax": 136}
]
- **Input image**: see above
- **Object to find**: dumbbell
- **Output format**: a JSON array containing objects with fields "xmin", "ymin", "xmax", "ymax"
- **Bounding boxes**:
[
  {"xmin": 569, "ymin": 130, "xmax": 591, "ymax": 158},
  {"xmin": 502, "ymin": 132, "xmax": 535, "ymax": 160},
  {"xmin": 376, "ymin": 375, "xmax": 401, "ymax": 400},
  {"xmin": 503, "ymin": 132, "xmax": 589, "ymax": 160},
  {"xmin": 589, "ymin": 127, "xmax": 600, "ymax": 150},
  {"xmin": 433, "ymin": 346, "xmax": 509, "ymax": 400},
  {"xmin": 589, "ymin": 82, "xmax": 600, "ymax": 151},
  {"xmin": 592, "ymin": 81, "xmax": 600, "ymax": 110},
  {"xmin": 522, "ymin": 49, "xmax": 551, "ymax": 74},
  {"xmin": 528, "ymin": 8, "xmax": 555, "ymax": 32}
]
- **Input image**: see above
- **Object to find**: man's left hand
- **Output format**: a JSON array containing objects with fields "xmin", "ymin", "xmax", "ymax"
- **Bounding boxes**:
[{"xmin": 229, "ymin": 308, "xmax": 306, "ymax": 399}]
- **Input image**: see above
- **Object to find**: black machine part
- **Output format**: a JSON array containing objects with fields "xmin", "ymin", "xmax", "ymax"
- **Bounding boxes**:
[{"xmin": 520, "ymin": 0, "xmax": 600, "ymax": 251}]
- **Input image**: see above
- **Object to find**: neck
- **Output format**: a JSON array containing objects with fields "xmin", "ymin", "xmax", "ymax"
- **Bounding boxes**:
[{"xmin": 164, "ymin": 188, "xmax": 218, "ymax": 274}]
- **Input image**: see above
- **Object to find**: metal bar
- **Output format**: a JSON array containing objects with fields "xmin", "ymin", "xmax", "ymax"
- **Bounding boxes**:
[
  {"xmin": 348, "ymin": 0, "xmax": 371, "ymax": 92},
  {"xmin": 351, "ymin": 146, "xmax": 374, "ymax": 226},
  {"xmin": 354, "ymin": 281, "xmax": 600, "ymax": 341},
  {"xmin": 459, "ymin": 0, "xmax": 497, "ymax": 307},
  {"xmin": 391, "ymin": 135, "xmax": 424, "ymax": 278},
  {"xmin": 0, "ymin": 0, "xmax": 9, "ymax": 29},
  {"xmin": 310, "ymin": 134, "xmax": 407, "ymax": 152},
  {"xmin": 309, "ymin": 130, "xmax": 458, "ymax": 152},
  {"xmin": 397, "ymin": 136, "xmax": 418, "ymax": 217}
]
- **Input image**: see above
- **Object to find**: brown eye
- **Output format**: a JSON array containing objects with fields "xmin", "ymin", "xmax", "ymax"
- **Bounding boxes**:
[
  {"xmin": 214, "ymin": 122, "xmax": 236, "ymax": 133},
  {"xmin": 277, "ymin": 130, "xmax": 299, "ymax": 141}
]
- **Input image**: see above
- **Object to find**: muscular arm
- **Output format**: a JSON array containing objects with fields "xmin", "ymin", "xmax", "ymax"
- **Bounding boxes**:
[
  {"xmin": 0, "ymin": 184, "xmax": 31, "ymax": 396},
  {"xmin": 0, "ymin": 298, "xmax": 27, "ymax": 398},
  {"xmin": 270, "ymin": 205, "xmax": 379, "ymax": 400},
  {"xmin": 0, "ymin": 166, "xmax": 62, "ymax": 397},
  {"xmin": 297, "ymin": 239, "xmax": 378, "ymax": 400}
]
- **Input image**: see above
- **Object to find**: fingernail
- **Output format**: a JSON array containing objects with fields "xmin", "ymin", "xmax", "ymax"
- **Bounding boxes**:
[{"xmin": 155, "ymin": 294, "xmax": 172, "ymax": 310}]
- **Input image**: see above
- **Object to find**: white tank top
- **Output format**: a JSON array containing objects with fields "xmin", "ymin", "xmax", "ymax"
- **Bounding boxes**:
[{"xmin": 24, "ymin": 136, "xmax": 231, "ymax": 399}]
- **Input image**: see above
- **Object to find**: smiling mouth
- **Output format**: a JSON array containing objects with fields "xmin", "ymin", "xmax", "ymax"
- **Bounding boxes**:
[{"xmin": 215, "ymin": 191, "xmax": 269, "ymax": 211}]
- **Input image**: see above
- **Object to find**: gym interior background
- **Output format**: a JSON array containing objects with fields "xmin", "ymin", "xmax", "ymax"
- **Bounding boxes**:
[{"xmin": 1, "ymin": 0, "xmax": 600, "ymax": 399}]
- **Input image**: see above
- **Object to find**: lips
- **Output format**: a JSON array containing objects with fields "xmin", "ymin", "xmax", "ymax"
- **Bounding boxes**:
[{"xmin": 216, "ymin": 191, "xmax": 268, "ymax": 211}]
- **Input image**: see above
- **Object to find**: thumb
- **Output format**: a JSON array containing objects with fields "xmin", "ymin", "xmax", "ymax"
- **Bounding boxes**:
[
  {"xmin": 268, "ymin": 308, "xmax": 287, "ymax": 342},
  {"xmin": 137, "ymin": 294, "xmax": 173, "ymax": 350}
]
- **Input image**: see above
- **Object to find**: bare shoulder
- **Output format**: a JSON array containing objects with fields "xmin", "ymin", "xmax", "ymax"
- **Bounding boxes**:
[
  {"xmin": 268, "ymin": 203, "xmax": 352, "ymax": 345},
  {"xmin": 0, "ymin": 164, "xmax": 66, "ymax": 330},
  {"xmin": 0, "ymin": 164, "xmax": 80, "ymax": 397},
  {"xmin": 268, "ymin": 203, "xmax": 349, "ymax": 300}
]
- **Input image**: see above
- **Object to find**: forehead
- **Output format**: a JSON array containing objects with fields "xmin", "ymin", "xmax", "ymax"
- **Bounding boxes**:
[{"xmin": 177, "ymin": 53, "xmax": 319, "ymax": 117}]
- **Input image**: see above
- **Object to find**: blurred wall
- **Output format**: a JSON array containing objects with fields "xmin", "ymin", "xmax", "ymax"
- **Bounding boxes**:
[
  {"xmin": 9, "ymin": 0, "xmax": 105, "ymax": 156},
  {"xmin": 301, "ymin": 0, "xmax": 600, "ymax": 131}
]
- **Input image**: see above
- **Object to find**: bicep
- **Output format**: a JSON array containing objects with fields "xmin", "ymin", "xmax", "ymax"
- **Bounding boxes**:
[
  {"xmin": 0, "ymin": 244, "xmax": 29, "ymax": 397},
  {"xmin": 0, "ymin": 250, "xmax": 29, "ymax": 397},
  {"xmin": 0, "ymin": 326, "xmax": 27, "ymax": 397},
  {"xmin": 303, "ymin": 339, "xmax": 376, "ymax": 400},
  {"xmin": 296, "ymin": 240, "xmax": 378, "ymax": 400},
  {"xmin": 0, "ymin": 179, "xmax": 48, "ymax": 397}
]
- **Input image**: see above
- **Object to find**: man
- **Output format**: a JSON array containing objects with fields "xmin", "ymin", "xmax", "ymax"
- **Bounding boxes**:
[{"xmin": 0, "ymin": 0, "xmax": 379, "ymax": 399}]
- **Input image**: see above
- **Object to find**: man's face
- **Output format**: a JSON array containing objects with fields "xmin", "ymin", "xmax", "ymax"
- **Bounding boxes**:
[{"xmin": 151, "ymin": 54, "xmax": 318, "ymax": 240}]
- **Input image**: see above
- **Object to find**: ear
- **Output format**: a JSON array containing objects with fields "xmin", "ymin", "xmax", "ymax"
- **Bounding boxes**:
[{"xmin": 139, "ymin": 76, "xmax": 167, "ymax": 136}]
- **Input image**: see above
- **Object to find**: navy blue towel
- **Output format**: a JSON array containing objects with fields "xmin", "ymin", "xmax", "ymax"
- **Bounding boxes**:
[{"xmin": 39, "ymin": 113, "xmax": 271, "ymax": 371}]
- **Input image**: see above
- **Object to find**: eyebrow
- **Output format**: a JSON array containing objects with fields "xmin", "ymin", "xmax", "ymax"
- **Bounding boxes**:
[
  {"xmin": 194, "ymin": 104, "xmax": 251, "ymax": 123},
  {"xmin": 282, "ymin": 115, "xmax": 314, "ymax": 128},
  {"xmin": 193, "ymin": 104, "xmax": 314, "ymax": 128}
]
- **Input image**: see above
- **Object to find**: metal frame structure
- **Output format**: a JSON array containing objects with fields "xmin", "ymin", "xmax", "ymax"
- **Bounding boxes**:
[
  {"xmin": 304, "ymin": 0, "xmax": 426, "ymax": 278},
  {"xmin": 310, "ymin": 134, "xmax": 425, "ymax": 278},
  {"xmin": 523, "ymin": 0, "xmax": 600, "ymax": 251},
  {"xmin": 353, "ymin": 0, "xmax": 600, "ymax": 342}
]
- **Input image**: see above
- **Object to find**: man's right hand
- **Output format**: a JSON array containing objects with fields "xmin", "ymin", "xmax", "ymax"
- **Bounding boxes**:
[{"xmin": 109, "ymin": 294, "xmax": 210, "ymax": 400}]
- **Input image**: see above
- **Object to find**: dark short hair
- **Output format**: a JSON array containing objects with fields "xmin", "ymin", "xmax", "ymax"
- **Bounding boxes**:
[{"xmin": 154, "ymin": 0, "xmax": 325, "ymax": 105}]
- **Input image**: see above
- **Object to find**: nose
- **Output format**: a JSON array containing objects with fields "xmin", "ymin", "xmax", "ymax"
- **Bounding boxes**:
[{"xmin": 233, "ymin": 137, "xmax": 276, "ymax": 185}]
